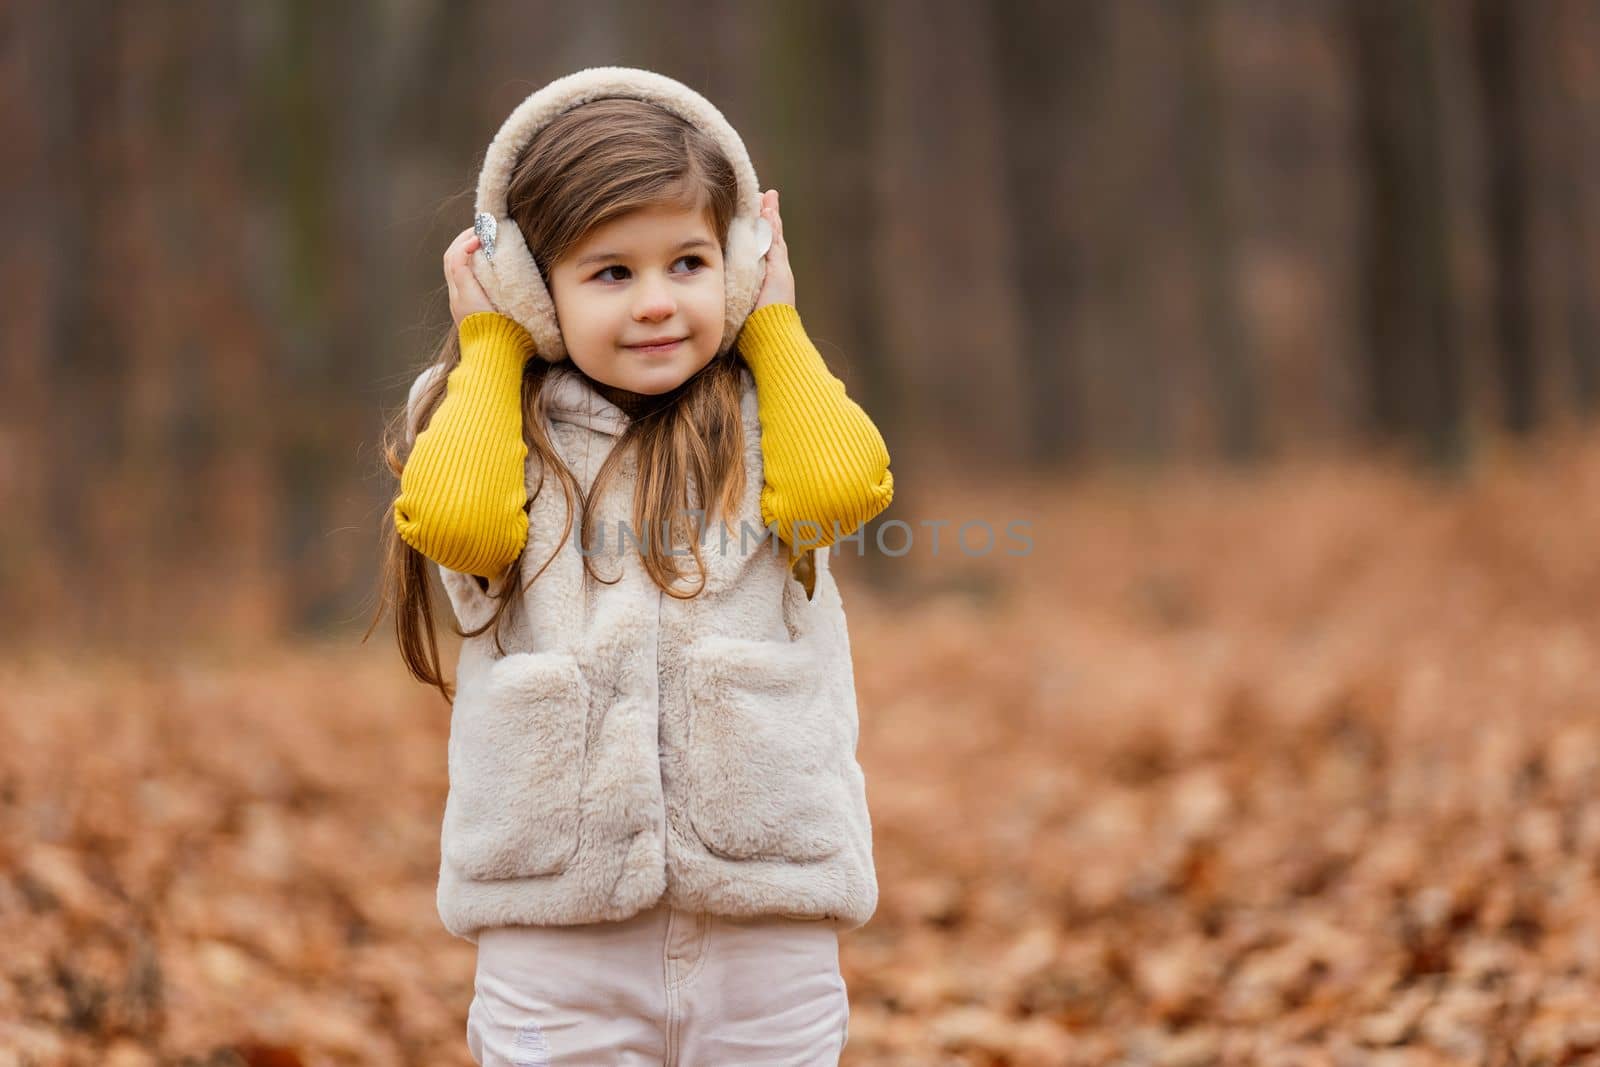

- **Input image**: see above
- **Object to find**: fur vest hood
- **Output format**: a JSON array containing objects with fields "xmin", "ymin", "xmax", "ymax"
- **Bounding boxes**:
[{"xmin": 428, "ymin": 364, "xmax": 879, "ymax": 941}]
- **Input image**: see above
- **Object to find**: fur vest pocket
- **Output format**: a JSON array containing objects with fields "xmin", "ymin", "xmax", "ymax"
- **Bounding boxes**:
[
  {"xmin": 441, "ymin": 650, "xmax": 589, "ymax": 880},
  {"xmin": 683, "ymin": 631, "xmax": 851, "ymax": 863}
]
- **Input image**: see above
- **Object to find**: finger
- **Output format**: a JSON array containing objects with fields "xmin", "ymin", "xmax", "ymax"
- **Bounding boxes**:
[
  {"xmin": 446, "ymin": 229, "xmax": 470, "ymax": 268},
  {"xmin": 452, "ymin": 235, "xmax": 479, "ymax": 272},
  {"xmin": 458, "ymin": 253, "xmax": 491, "ymax": 301},
  {"xmin": 460, "ymin": 264, "xmax": 488, "ymax": 303}
]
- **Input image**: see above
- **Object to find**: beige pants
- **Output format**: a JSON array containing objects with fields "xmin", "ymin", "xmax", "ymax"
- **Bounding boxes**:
[{"xmin": 466, "ymin": 899, "xmax": 850, "ymax": 1066}]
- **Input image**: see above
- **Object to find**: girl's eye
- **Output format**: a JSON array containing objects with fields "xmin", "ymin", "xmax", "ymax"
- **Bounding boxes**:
[{"xmin": 591, "ymin": 255, "xmax": 707, "ymax": 283}]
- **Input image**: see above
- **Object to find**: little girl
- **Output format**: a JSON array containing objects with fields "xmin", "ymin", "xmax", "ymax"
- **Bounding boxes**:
[{"xmin": 379, "ymin": 68, "xmax": 893, "ymax": 1065}]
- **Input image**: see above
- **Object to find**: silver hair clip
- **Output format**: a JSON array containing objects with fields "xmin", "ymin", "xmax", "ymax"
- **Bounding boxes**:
[{"xmin": 474, "ymin": 212, "xmax": 498, "ymax": 260}]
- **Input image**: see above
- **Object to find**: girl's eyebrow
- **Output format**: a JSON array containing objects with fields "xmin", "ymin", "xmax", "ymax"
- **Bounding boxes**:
[{"xmin": 576, "ymin": 237, "xmax": 715, "ymax": 268}]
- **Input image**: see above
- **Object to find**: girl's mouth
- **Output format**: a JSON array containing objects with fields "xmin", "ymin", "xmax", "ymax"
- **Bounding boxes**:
[{"xmin": 625, "ymin": 338, "xmax": 685, "ymax": 356}]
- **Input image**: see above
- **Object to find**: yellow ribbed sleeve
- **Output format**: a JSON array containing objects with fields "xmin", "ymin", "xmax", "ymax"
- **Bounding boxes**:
[
  {"xmin": 736, "ymin": 303, "xmax": 895, "ymax": 553},
  {"xmin": 393, "ymin": 311, "xmax": 533, "ymax": 579}
]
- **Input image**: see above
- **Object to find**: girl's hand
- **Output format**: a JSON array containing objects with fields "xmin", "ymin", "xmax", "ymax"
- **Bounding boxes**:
[
  {"xmin": 445, "ymin": 226, "xmax": 497, "ymax": 329},
  {"xmin": 752, "ymin": 189, "xmax": 796, "ymax": 312}
]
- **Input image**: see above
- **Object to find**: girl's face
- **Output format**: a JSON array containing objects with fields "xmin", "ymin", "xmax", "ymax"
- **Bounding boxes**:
[{"xmin": 547, "ymin": 200, "xmax": 725, "ymax": 395}]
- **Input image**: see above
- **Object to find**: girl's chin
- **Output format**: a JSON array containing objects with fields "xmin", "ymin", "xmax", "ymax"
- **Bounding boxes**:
[
  {"xmin": 589, "ymin": 347, "xmax": 715, "ymax": 394},
  {"xmin": 611, "ymin": 371, "xmax": 687, "ymax": 396},
  {"xmin": 620, "ymin": 355, "xmax": 702, "ymax": 385}
]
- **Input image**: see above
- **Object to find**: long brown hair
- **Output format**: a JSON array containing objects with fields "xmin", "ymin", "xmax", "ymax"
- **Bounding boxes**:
[{"xmin": 367, "ymin": 97, "xmax": 750, "ymax": 701}]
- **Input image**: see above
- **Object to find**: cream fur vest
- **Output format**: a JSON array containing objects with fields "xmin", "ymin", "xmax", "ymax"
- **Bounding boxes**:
[{"xmin": 420, "ymin": 363, "xmax": 878, "ymax": 942}]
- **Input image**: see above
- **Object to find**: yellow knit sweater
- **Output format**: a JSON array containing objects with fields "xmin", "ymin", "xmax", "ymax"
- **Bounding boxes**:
[{"xmin": 394, "ymin": 304, "xmax": 894, "ymax": 580}]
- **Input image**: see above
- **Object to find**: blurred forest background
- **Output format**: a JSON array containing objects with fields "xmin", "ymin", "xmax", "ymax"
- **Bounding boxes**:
[{"xmin": 8, "ymin": 1, "xmax": 1600, "ymax": 1064}]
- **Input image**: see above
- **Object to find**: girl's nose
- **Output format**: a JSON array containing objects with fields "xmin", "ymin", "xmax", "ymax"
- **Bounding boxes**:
[{"xmin": 632, "ymin": 278, "xmax": 676, "ymax": 321}]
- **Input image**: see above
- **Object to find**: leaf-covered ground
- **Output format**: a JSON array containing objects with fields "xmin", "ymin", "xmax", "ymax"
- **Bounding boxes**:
[{"xmin": 7, "ymin": 444, "xmax": 1600, "ymax": 1065}]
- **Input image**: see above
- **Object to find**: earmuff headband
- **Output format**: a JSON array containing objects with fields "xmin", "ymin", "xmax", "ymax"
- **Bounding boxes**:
[{"xmin": 469, "ymin": 66, "xmax": 771, "ymax": 362}]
